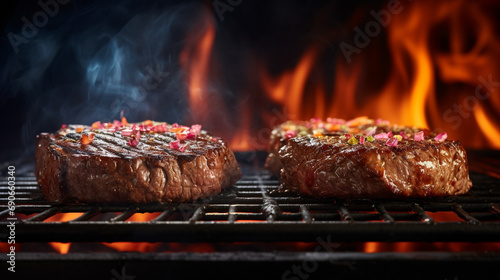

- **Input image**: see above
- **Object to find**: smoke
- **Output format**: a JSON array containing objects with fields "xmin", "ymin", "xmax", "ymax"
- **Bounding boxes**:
[
  {"xmin": 0, "ymin": 0, "xmax": 210, "ymax": 162},
  {"xmin": 81, "ymin": 5, "xmax": 195, "ymax": 120}
]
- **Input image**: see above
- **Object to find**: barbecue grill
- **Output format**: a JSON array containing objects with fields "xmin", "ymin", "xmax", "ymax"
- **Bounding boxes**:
[
  {"xmin": 2, "ymin": 169, "xmax": 500, "ymax": 243},
  {"xmin": 1, "ymin": 151, "xmax": 500, "ymax": 279},
  {"xmin": 2, "ymin": 0, "xmax": 500, "ymax": 278}
]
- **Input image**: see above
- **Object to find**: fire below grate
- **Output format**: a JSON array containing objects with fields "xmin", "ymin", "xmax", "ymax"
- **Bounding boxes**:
[{"xmin": 1, "ymin": 170, "xmax": 500, "ymax": 243}]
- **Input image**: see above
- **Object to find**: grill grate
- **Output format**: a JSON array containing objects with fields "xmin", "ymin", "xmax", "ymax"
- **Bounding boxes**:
[{"xmin": 1, "ymin": 171, "xmax": 500, "ymax": 243}]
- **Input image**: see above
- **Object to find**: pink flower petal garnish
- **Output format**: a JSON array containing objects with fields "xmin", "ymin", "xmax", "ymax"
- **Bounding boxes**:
[
  {"xmin": 414, "ymin": 131, "xmax": 424, "ymax": 141},
  {"xmin": 169, "ymin": 140, "xmax": 180, "ymax": 150},
  {"xmin": 153, "ymin": 124, "xmax": 168, "ymax": 133},
  {"xmin": 374, "ymin": 133, "xmax": 389, "ymax": 139},
  {"xmin": 176, "ymin": 131, "xmax": 188, "ymax": 141},
  {"xmin": 366, "ymin": 127, "xmax": 377, "ymax": 136},
  {"xmin": 191, "ymin": 124, "xmax": 202, "ymax": 135},
  {"xmin": 169, "ymin": 140, "xmax": 188, "ymax": 152},
  {"xmin": 128, "ymin": 139, "xmax": 138, "ymax": 147},
  {"xmin": 121, "ymin": 130, "xmax": 133, "ymax": 137},
  {"xmin": 326, "ymin": 118, "xmax": 345, "ymax": 124},
  {"xmin": 178, "ymin": 143, "xmax": 188, "ymax": 152},
  {"xmin": 434, "ymin": 132, "xmax": 447, "ymax": 142},
  {"xmin": 375, "ymin": 118, "xmax": 390, "ymax": 125},
  {"xmin": 113, "ymin": 120, "xmax": 122, "ymax": 128},
  {"xmin": 285, "ymin": 130, "xmax": 297, "ymax": 139},
  {"xmin": 186, "ymin": 131, "xmax": 197, "ymax": 140},
  {"xmin": 386, "ymin": 137, "xmax": 398, "ymax": 147}
]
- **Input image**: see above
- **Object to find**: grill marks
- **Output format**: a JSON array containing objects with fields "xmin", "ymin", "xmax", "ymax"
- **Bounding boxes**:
[
  {"xmin": 57, "ymin": 133, "xmax": 140, "ymax": 158},
  {"xmin": 50, "ymin": 130, "xmax": 226, "ymax": 188},
  {"xmin": 35, "ymin": 123, "xmax": 242, "ymax": 203},
  {"xmin": 93, "ymin": 132, "xmax": 166, "ymax": 157},
  {"xmin": 55, "ymin": 131, "xmax": 210, "ymax": 160},
  {"xmin": 54, "ymin": 129, "xmax": 223, "ymax": 169}
]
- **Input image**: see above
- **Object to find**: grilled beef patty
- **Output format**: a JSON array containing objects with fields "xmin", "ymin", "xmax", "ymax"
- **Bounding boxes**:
[
  {"xmin": 35, "ymin": 121, "xmax": 241, "ymax": 203},
  {"xmin": 265, "ymin": 117, "xmax": 419, "ymax": 178},
  {"xmin": 268, "ymin": 117, "xmax": 472, "ymax": 198}
]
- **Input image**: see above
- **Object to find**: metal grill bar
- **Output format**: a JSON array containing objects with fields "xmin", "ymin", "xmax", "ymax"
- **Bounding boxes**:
[
  {"xmin": 411, "ymin": 203, "xmax": 434, "ymax": 224},
  {"xmin": 491, "ymin": 203, "xmax": 500, "ymax": 215},
  {"xmin": 152, "ymin": 209, "xmax": 174, "ymax": 222},
  {"xmin": 228, "ymin": 205, "xmax": 237, "ymax": 223},
  {"xmin": 452, "ymin": 204, "xmax": 481, "ymax": 225},
  {"xmin": 24, "ymin": 207, "xmax": 61, "ymax": 222},
  {"xmin": 0, "ymin": 208, "xmax": 10, "ymax": 219},
  {"xmin": 71, "ymin": 208, "xmax": 99, "ymax": 222},
  {"xmin": 374, "ymin": 204, "xmax": 395, "ymax": 223},
  {"xmin": 109, "ymin": 207, "xmax": 137, "ymax": 222},
  {"xmin": 338, "ymin": 205, "xmax": 354, "ymax": 222},
  {"xmin": 1, "ymin": 171, "xmax": 500, "ymax": 242},
  {"xmin": 188, "ymin": 207, "xmax": 205, "ymax": 223},
  {"xmin": 300, "ymin": 204, "xmax": 312, "ymax": 223}
]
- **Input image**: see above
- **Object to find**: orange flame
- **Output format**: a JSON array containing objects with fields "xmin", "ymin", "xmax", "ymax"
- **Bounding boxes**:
[
  {"xmin": 363, "ymin": 241, "xmax": 500, "ymax": 253},
  {"xmin": 363, "ymin": 209, "xmax": 500, "ymax": 252},
  {"xmin": 7, "ymin": 210, "xmax": 498, "ymax": 254},
  {"xmin": 42, "ymin": 212, "xmax": 166, "ymax": 253},
  {"xmin": 475, "ymin": 106, "xmax": 500, "ymax": 146},
  {"xmin": 0, "ymin": 243, "xmax": 12, "ymax": 253},
  {"xmin": 34, "ymin": 0, "xmax": 499, "ymax": 255},
  {"xmin": 103, "ymin": 241, "xmax": 159, "ymax": 252},
  {"xmin": 262, "ymin": 48, "xmax": 319, "ymax": 120},
  {"xmin": 261, "ymin": 0, "xmax": 500, "ymax": 148},
  {"xmin": 45, "ymin": 212, "xmax": 82, "ymax": 254},
  {"xmin": 179, "ymin": 12, "xmax": 216, "ymax": 118},
  {"xmin": 180, "ymin": 0, "xmax": 500, "ymax": 150},
  {"xmin": 103, "ymin": 212, "xmax": 161, "ymax": 252}
]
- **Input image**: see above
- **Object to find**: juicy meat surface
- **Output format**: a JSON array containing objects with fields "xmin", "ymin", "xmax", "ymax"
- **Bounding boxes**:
[
  {"xmin": 266, "ymin": 117, "xmax": 472, "ymax": 198},
  {"xmin": 278, "ymin": 133, "xmax": 472, "ymax": 199},
  {"xmin": 35, "ymin": 122, "xmax": 241, "ymax": 203},
  {"xmin": 265, "ymin": 117, "xmax": 421, "ymax": 178}
]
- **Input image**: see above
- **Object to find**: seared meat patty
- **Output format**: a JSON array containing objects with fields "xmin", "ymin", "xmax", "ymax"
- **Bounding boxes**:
[
  {"xmin": 268, "ymin": 117, "xmax": 472, "ymax": 198},
  {"xmin": 265, "ymin": 117, "xmax": 418, "ymax": 177},
  {"xmin": 35, "ymin": 120, "xmax": 241, "ymax": 203}
]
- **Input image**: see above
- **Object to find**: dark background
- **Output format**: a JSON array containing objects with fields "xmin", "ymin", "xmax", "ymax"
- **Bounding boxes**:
[
  {"xmin": 3, "ymin": 0, "xmax": 499, "ymax": 167},
  {"xmin": 0, "ymin": 0, "xmax": 377, "ymax": 164}
]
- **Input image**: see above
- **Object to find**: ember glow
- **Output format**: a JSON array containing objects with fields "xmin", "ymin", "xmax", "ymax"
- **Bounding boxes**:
[
  {"xmin": 45, "ymin": 213, "xmax": 82, "ymax": 254},
  {"xmin": 2, "ymin": 210, "xmax": 498, "ymax": 254},
  {"xmin": 103, "ymin": 212, "xmax": 161, "ymax": 252},
  {"xmin": 363, "ymin": 242, "xmax": 500, "ymax": 253}
]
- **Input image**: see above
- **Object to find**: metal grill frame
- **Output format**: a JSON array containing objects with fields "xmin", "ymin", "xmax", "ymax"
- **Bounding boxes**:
[{"xmin": 1, "ymin": 170, "xmax": 500, "ymax": 243}]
